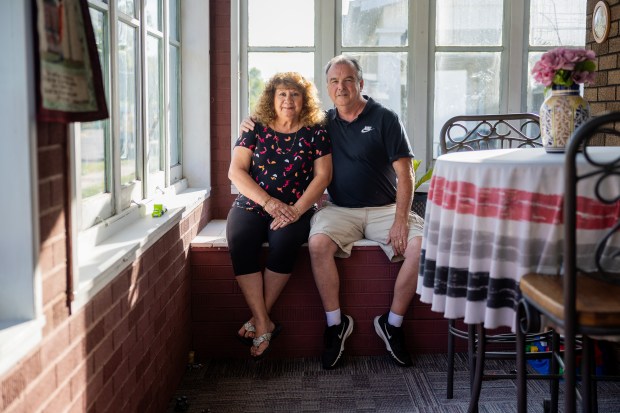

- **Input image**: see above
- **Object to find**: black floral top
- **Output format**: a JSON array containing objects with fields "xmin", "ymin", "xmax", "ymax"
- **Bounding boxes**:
[{"xmin": 233, "ymin": 122, "xmax": 331, "ymax": 216}]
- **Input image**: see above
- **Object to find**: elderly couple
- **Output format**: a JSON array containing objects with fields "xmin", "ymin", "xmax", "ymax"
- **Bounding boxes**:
[{"xmin": 227, "ymin": 55, "xmax": 424, "ymax": 369}]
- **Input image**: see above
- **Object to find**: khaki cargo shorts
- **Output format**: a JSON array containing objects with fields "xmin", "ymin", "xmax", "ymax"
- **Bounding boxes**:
[{"xmin": 309, "ymin": 202, "xmax": 424, "ymax": 262}]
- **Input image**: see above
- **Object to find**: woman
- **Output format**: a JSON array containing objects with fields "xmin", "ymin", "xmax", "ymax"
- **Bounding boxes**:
[{"xmin": 227, "ymin": 72, "xmax": 332, "ymax": 360}]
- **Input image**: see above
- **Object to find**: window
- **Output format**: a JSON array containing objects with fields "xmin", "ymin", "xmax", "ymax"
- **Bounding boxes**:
[
  {"xmin": 240, "ymin": 0, "xmax": 317, "ymax": 115},
  {"xmin": 433, "ymin": 0, "xmax": 586, "ymax": 157},
  {"xmin": 68, "ymin": 0, "xmax": 193, "ymax": 309},
  {"xmin": 233, "ymin": 0, "xmax": 586, "ymax": 164},
  {"xmin": 1, "ymin": 0, "xmax": 208, "ymax": 376},
  {"xmin": 526, "ymin": 0, "xmax": 588, "ymax": 112},
  {"xmin": 78, "ymin": 0, "xmax": 182, "ymax": 230}
]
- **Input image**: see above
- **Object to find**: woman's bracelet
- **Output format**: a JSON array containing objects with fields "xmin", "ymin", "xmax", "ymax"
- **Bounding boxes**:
[
  {"xmin": 292, "ymin": 205, "xmax": 301, "ymax": 217},
  {"xmin": 262, "ymin": 196, "xmax": 273, "ymax": 209}
]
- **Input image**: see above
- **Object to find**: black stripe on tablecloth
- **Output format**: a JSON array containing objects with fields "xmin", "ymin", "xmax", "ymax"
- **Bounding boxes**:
[{"xmin": 420, "ymin": 250, "xmax": 519, "ymax": 309}]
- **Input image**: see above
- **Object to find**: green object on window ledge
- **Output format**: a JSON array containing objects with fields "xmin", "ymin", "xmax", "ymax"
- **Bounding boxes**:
[{"xmin": 152, "ymin": 203, "xmax": 168, "ymax": 217}]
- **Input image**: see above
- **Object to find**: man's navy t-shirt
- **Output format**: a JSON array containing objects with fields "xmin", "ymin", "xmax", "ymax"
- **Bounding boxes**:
[{"xmin": 326, "ymin": 96, "xmax": 414, "ymax": 207}]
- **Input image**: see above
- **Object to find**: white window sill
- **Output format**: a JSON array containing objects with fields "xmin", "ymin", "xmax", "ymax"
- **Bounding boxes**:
[
  {"xmin": 73, "ymin": 184, "xmax": 209, "ymax": 311},
  {"xmin": 0, "ymin": 317, "xmax": 45, "ymax": 377}
]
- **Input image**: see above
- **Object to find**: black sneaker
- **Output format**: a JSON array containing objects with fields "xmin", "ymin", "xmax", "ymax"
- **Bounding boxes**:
[
  {"xmin": 374, "ymin": 313, "xmax": 413, "ymax": 367},
  {"xmin": 321, "ymin": 315, "xmax": 354, "ymax": 369}
]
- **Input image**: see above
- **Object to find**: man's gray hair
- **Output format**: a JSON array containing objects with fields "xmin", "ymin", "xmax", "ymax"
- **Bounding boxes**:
[{"xmin": 324, "ymin": 55, "xmax": 363, "ymax": 82}]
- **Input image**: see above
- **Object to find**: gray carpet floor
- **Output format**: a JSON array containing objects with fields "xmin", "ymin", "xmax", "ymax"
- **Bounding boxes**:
[{"xmin": 166, "ymin": 353, "xmax": 620, "ymax": 413}]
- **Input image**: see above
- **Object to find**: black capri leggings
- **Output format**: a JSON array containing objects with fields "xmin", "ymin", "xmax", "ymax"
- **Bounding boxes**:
[{"xmin": 226, "ymin": 207, "xmax": 313, "ymax": 276}]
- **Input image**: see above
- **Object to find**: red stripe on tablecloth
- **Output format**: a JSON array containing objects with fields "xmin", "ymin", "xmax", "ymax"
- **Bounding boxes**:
[{"xmin": 428, "ymin": 176, "xmax": 620, "ymax": 228}]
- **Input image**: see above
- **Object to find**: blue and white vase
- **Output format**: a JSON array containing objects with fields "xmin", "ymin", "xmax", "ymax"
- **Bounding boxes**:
[{"xmin": 539, "ymin": 84, "xmax": 589, "ymax": 153}]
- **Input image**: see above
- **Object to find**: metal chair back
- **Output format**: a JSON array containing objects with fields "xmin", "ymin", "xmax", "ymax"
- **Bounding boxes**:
[
  {"xmin": 516, "ymin": 113, "xmax": 620, "ymax": 413},
  {"xmin": 562, "ymin": 111, "xmax": 620, "ymax": 411},
  {"xmin": 439, "ymin": 113, "xmax": 541, "ymax": 154}
]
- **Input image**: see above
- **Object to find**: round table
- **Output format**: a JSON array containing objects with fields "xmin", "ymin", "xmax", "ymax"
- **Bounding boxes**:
[{"xmin": 416, "ymin": 147, "xmax": 620, "ymax": 330}]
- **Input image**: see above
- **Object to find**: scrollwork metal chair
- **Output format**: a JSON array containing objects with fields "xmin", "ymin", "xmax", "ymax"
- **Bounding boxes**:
[
  {"xmin": 439, "ymin": 113, "xmax": 542, "ymax": 154},
  {"xmin": 438, "ymin": 113, "xmax": 549, "ymax": 411},
  {"xmin": 516, "ymin": 112, "xmax": 620, "ymax": 413}
]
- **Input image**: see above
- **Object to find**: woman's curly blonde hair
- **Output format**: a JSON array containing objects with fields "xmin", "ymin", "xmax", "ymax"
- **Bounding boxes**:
[{"xmin": 252, "ymin": 72, "xmax": 325, "ymax": 127}]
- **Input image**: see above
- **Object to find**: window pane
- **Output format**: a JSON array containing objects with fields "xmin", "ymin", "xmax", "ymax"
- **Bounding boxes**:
[
  {"xmin": 81, "ymin": 122, "xmax": 107, "ymax": 198},
  {"xmin": 145, "ymin": 0, "xmax": 162, "ymax": 31},
  {"xmin": 81, "ymin": 8, "xmax": 108, "ymax": 199},
  {"xmin": 117, "ymin": 0, "xmax": 135, "ymax": 17},
  {"xmin": 119, "ymin": 22, "xmax": 138, "ymax": 184},
  {"xmin": 169, "ymin": 45, "xmax": 180, "ymax": 166},
  {"xmin": 90, "ymin": 8, "xmax": 106, "ymax": 66},
  {"xmin": 147, "ymin": 35, "xmax": 163, "ymax": 174},
  {"xmin": 169, "ymin": 0, "xmax": 179, "ymax": 42},
  {"xmin": 436, "ymin": 0, "xmax": 503, "ymax": 46},
  {"xmin": 247, "ymin": 52, "xmax": 314, "ymax": 113},
  {"xmin": 342, "ymin": 0, "xmax": 408, "ymax": 47},
  {"xmin": 248, "ymin": 0, "xmax": 313, "ymax": 47},
  {"xmin": 529, "ymin": 0, "xmax": 586, "ymax": 46},
  {"xmin": 433, "ymin": 52, "xmax": 501, "ymax": 157},
  {"xmin": 526, "ymin": 52, "xmax": 545, "ymax": 113},
  {"xmin": 345, "ymin": 52, "xmax": 408, "ymax": 126}
]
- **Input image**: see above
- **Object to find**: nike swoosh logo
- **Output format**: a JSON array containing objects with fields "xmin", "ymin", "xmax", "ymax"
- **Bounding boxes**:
[
  {"xmin": 384, "ymin": 323, "xmax": 392, "ymax": 339},
  {"xmin": 361, "ymin": 126, "xmax": 373, "ymax": 133},
  {"xmin": 337, "ymin": 323, "xmax": 346, "ymax": 339}
]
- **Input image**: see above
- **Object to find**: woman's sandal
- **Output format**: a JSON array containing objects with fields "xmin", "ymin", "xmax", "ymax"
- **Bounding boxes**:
[
  {"xmin": 251, "ymin": 323, "xmax": 282, "ymax": 361},
  {"xmin": 236, "ymin": 321, "xmax": 256, "ymax": 347}
]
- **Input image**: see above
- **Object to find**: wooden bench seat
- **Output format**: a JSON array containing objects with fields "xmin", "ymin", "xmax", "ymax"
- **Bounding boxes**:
[{"xmin": 189, "ymin": 220, "xmax": 465, "ymax": 360}]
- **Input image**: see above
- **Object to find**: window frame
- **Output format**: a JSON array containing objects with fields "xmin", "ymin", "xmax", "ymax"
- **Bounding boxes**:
[
  {"xmin": 76, "ymin": 0, "xmax": 184, "ymax": 234},
  {"xmin": 232, "ymin": 0, "xmax": 585, "ymax": 174},
  {"xmin": 70, "ymin": 0, "xmax": 193, "ymax": 311},
  {"xmin": 168, "ymin": 0, "xmax": 183, "ymax": 183}
]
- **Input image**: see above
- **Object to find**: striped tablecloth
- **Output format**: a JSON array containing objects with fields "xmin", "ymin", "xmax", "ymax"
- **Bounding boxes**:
[{"xmin": 416, "ymin": 147, "xmax": 620, "ymax": 331}]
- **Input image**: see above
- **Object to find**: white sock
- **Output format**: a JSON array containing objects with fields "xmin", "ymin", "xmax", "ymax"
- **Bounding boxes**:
[
  {"xmin": 326, "ymin": 309, "xmax": 341, "ymax": 327},
  {"xmin": 388, "ymin": 311, "xmax": 403, "ymax": 328}
]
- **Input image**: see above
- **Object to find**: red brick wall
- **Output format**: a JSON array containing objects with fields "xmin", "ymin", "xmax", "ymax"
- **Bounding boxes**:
[
  {"xmin": 190, "ymin": 246, "xmax": 465, "ymax": 360},
  {"xmin": 587, "ymin": 0, "xmax": 620, "ymax": 145},
  {"xmin": 210, "ymin": 0, "xmax": 236, "ymax": 219},
  {"xmin": 37, "ymin": 122, "xmax": 72, "ymax": 334},
  {"xmin": 1, "ymin": 121, "xmax": 211, "ymax": 413}
]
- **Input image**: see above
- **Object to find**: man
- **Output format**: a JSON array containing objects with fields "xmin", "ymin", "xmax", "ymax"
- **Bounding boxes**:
[
  {"xmin": 241, "ymin": 55, "xmax": 424, "ymax": 369},
  {"xmin": 309, "ymin": 55, "xmax": 423, "ymax": 369}
]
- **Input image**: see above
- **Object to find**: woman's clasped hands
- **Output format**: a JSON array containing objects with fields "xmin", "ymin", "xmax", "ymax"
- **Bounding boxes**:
[{"xmin": 264, "ymin": 197, "xmax": 300, "ymax": 230}]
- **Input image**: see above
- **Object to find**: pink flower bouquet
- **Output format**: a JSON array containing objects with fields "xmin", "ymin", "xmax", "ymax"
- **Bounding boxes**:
[{"xmin": 531, "ymin": 47, "xmax": 597, "ymax": 90}]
